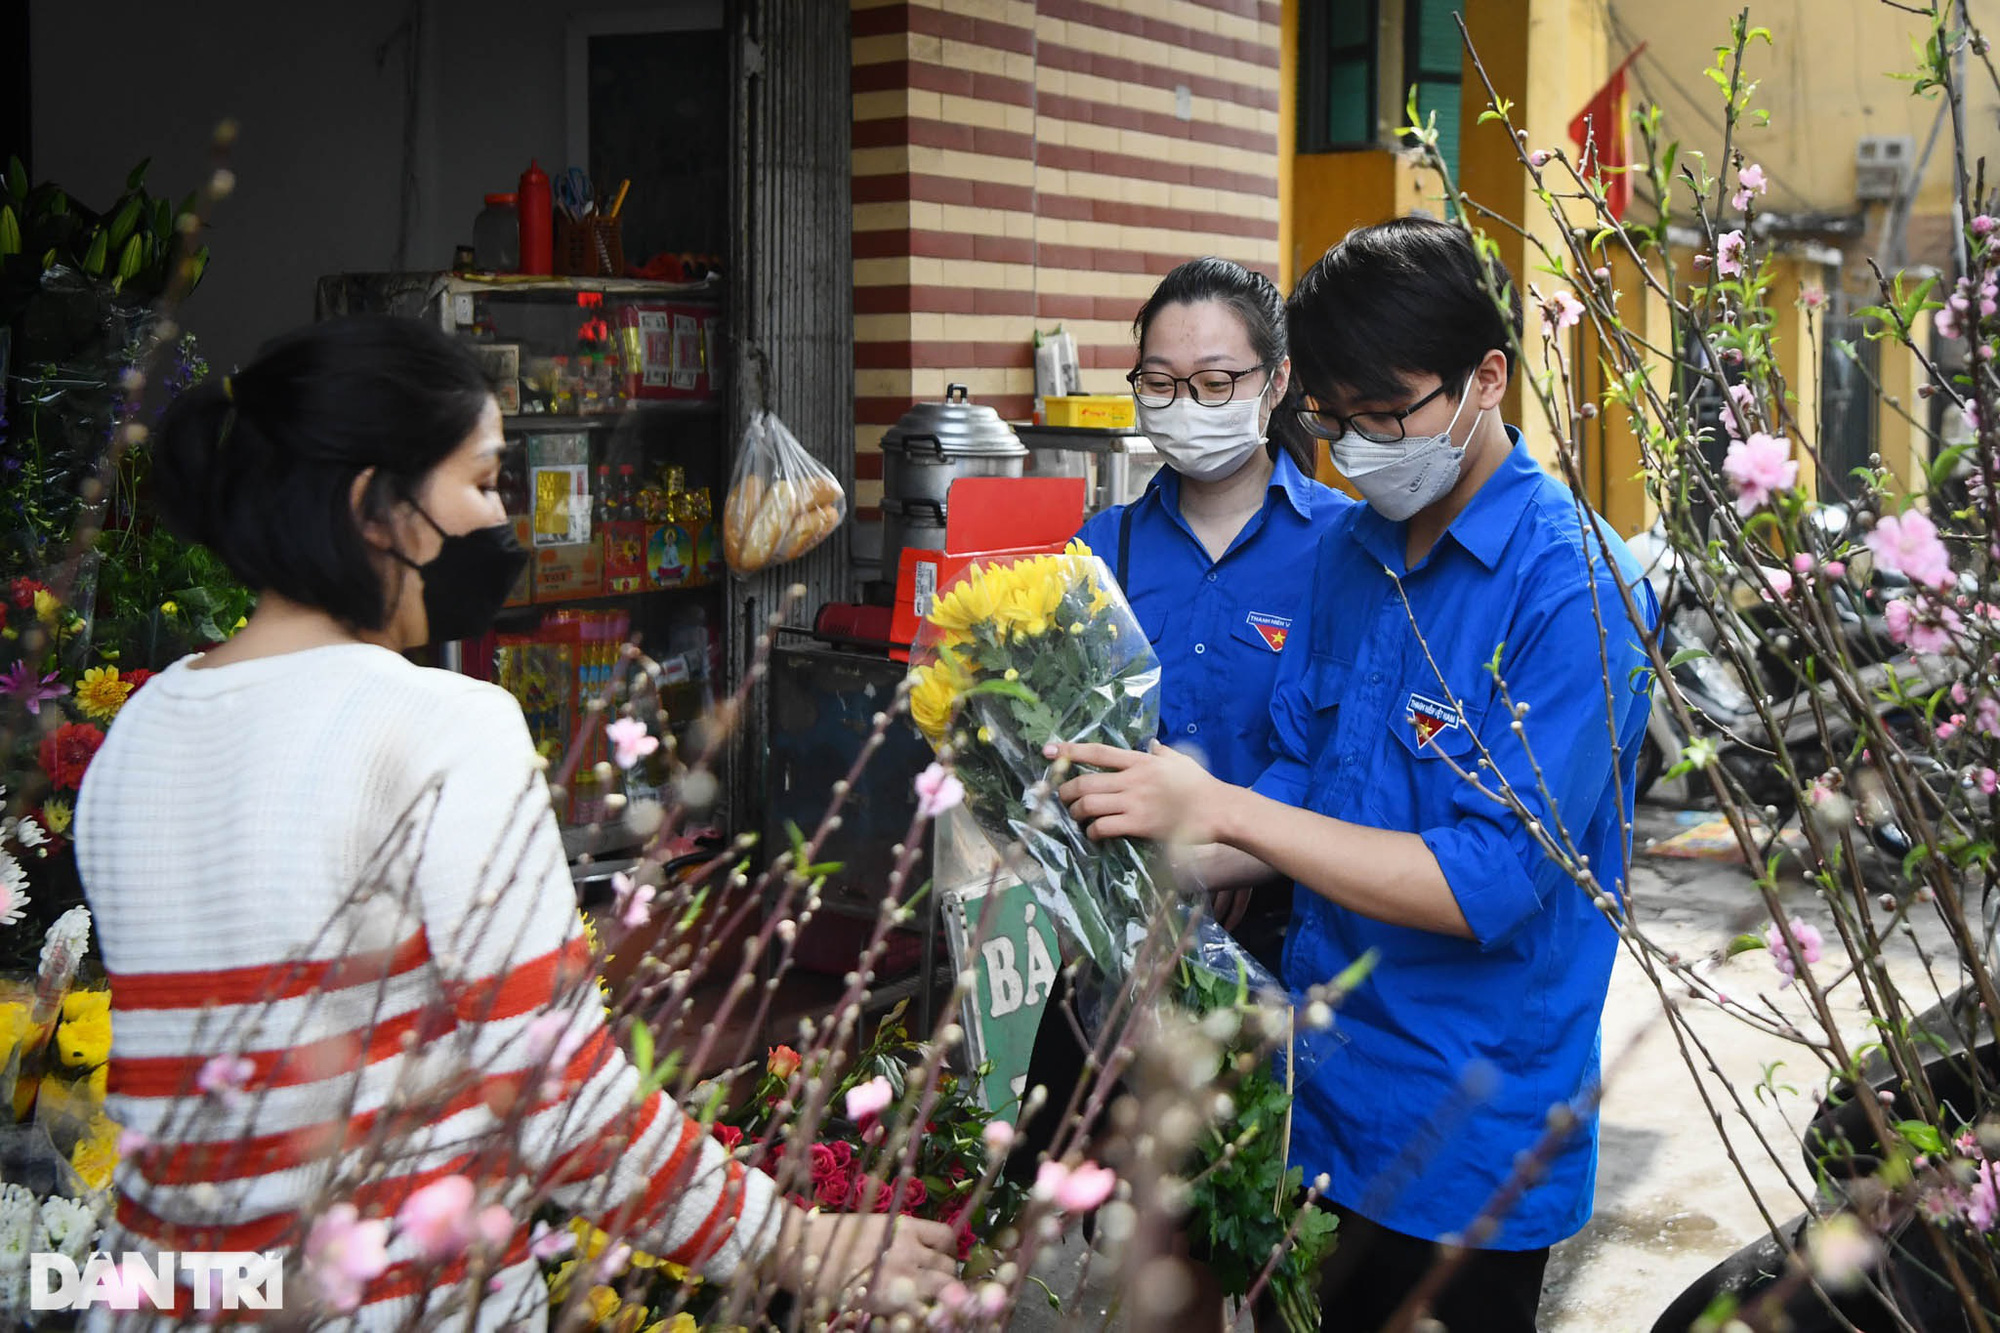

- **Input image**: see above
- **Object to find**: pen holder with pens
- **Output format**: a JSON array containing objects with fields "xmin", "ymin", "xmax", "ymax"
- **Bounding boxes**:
[{"xmin": 553, "ymin": 214, "xmax": 625, "ymax": 278}]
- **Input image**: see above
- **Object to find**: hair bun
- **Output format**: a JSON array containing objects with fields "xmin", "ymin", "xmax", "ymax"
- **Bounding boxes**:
[{"xmin": 151, "ymin": 378, "xmax": 241, "ymax": 550}]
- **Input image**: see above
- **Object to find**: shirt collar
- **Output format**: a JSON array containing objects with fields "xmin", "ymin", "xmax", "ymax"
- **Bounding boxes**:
[{"xmin": 1351, "ymin": 425, "xmax": 1539, "ymax": 572}]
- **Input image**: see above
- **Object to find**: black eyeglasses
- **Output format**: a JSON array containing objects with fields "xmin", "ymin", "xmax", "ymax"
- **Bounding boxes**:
[
  {"xmin": 1126, "ymin": 365, "xmax": 1271, "ymax": 408},
  {"xmin": 1287, "ymin": 381, "xmax": 1453, "ymax": 443}
]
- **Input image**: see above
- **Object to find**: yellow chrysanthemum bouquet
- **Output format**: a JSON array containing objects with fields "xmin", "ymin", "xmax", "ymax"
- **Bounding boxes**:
[{"xmin": 906, "ymin": 541, "xmax": 1169, "ymax": 985}]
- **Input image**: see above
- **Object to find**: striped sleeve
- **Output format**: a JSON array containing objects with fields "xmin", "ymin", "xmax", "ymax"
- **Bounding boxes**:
[{"xmin": 414, "ymin": 688, "xmax": 780, "ymax": 1280}]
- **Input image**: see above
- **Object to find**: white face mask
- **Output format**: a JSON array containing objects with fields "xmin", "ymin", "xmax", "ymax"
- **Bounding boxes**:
[
  {"xmin": 1330, "ymin": 374, "xmax": 1483, "ymax": 521},
  {"xmin": 1135, "ymin": 383, "xmax": 1269, "ymax": 483}
]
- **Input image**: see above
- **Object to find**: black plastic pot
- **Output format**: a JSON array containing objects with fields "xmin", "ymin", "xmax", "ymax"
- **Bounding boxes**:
[{"xmin": 1651, "ymin": 1041, "xmax": 2000, "ymax": 1332}]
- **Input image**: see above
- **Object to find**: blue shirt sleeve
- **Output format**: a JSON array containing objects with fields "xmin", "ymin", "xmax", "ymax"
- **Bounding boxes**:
[
  {"xmin": 1250, "ymin": 555, "xmax": 1318, "ymax": 808},
  {"xmin": 1419, "ymin": 569, "xmax": 1652, "ymax": 950}
]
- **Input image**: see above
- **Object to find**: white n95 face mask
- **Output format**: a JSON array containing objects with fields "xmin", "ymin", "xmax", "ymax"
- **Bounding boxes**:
[
  {"xmin": 1136, "ymin": 388, "xmax": 1267, "ymax": 482},
  {"xmin": 1330, "ymin": 374, "xmax": 1483, "ymax": 521}
]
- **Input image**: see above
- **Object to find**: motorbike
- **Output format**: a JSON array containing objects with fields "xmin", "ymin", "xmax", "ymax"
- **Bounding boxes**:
[{"xmin": 1624, "ymin": 504, "xmax": 1962, "ymax": 893}]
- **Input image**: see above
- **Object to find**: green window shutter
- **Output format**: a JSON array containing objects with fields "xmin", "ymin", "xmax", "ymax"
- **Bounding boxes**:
[
  {"xmin": 1299, "ymin": 0, "xmax": 1380, "ymax": 152},
  {"xmin": 1404, "ymin": 0, "xmax": 1464, "ymax": 177}
]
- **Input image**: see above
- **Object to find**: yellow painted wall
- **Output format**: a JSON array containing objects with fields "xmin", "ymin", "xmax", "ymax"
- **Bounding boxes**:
[{"xmin": 1613, "ymin": 0, "xmax": 2000, "ymax": 255}]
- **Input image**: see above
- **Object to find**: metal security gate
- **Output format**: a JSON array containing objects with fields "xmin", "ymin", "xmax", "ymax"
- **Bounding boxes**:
[{"xmin": 725, "ymin": 0, "xmax": 854, "ymax": 826}]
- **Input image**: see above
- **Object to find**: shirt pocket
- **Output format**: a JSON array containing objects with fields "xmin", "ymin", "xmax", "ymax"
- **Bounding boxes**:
[{"xmin": 1371, "ymin": 682, "xmax": 1488, "ymax": 828}]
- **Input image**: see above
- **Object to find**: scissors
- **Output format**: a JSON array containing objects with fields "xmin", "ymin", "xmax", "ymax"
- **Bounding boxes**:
[{"xmin": 555, "ymin": 168, "xmax": 594, "ymax": 219}]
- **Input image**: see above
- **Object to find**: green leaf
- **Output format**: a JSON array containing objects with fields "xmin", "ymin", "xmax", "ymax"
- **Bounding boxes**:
[
  {"xmin": 5, "ymin": 155, "xmax": 25, "ymax": 199},
  {"xmin": 1666, "ymin": 646, "xmax": 1711, "ymax": 669},
  {"xmin": 1726, "ymin": 933, "xmax": 1766, "ymax": 957},
  {"xmin": 1897, "ymin": 1120, "xmax": 1945, "ymax": 1155},
  {"xmin": 629, "ymin": 1020, "xmax": 655, "ymax": 1080},
  {"xmin": 107, "ymin": 196, "xmax": 144, "ymax": 250},
  {"xmin": 81, "ymin": 228, "xmax": 108, "ymax": 276},
  {"xmin": 1329, "ymin": 949, "xmax": 1380, "ymax": 995},
  {"xmin": 125, "ymin": 158, "xmax": 151, "ymax": 192},
  {"xmin": 0, "ymin": 205, "xmax": 18, "ymax": 258},
  {"xmin": 115, "ymin": 233, "xmax": 144, "ymax": 285}
]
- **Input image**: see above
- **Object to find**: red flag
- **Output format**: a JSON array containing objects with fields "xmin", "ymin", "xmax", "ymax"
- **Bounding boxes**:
[{"xmin": 1568, "ymin": 45, "xmax": 1646, "ymax": 220}]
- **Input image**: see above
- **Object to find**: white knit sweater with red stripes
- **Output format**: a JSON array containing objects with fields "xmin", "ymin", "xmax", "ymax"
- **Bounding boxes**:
[{"xmin": 75, "ymin": 643, "xmax": 776, "ymax": 1329}]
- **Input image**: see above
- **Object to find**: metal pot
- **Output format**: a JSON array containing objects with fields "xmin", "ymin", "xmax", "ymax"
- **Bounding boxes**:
[
  {"xmin": 879, "ymin": 383, "xmax": 1027, "ymax": 508},
  {"xmin": 881, "ymin": 498, "xmax": 948, "ymax": 573}
]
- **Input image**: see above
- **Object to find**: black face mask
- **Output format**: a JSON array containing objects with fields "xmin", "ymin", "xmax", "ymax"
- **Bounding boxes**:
[{"xmin": 391, "ymin": 506, "xmax": 529, "ymax": 644}]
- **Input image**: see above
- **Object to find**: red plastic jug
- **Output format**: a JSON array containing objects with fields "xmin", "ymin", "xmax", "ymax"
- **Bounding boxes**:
[{"xmin": 517, "ymin": 160, "xmax": 553, "ymax": 276}]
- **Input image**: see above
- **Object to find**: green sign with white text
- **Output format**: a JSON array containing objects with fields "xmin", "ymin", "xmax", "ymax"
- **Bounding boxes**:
[{"xmin": 941, "ymin": 881, "xmax": 1062, "ymax": 1117}]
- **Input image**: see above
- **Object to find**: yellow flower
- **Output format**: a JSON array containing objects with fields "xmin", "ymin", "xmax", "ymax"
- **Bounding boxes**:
[
  {"xmin": 33, "ymin": 589, "xmax": 61, "ymax": 626},
  {"xmin": 232, "ymin": 616, "xmax": 248, "ymax": 632},
  {"xmin": 977, "ymin": 727, "xmax": 992, "ymax": 744},
  {"xmin": 74, "ymin": 666, "xmax": 133, "ymax": 722},
  {"xmin": 42, "ymin": 799, "xmax": 72, "ymax": 836},
  {"xmin": 70, "ymin": 1114, "xmax": 120, "ymax": 1191},
  {"xmin": 57, "ymin": 990, "xmax": 112, "ymax": 1068},
  {"xmin": 0, "ymin": 1001, "xmax": 29, "ymax": 1054},
  {"xmin": 159, "ymin": 601, "xmax": 178, "ymax": 615},
  {"xmin": 583, "ymin": 1285, "xmax": 624, "ymax": 1327},
  {"xmin": 908, "ymin": 659, "xmax": 969, "ymax": 744},
  {"xmin": 641, "ymin": 1316, "xmax": 699, "ymax": 1333},
  {"xmin": 1004, "ymin": 668, "xmax": 1018, "ymax": 682},
  {"xmin": 568, "ymin": 1218, "xmax": 669, "ymax": 1270},
  {"xmin": 926, "ymin": 565, "xmax": 1005, "ymax": 635}
]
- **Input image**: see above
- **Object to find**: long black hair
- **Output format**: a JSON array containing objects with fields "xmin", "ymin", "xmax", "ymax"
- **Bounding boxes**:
[
  {"xmin": 1133, "ymin": 256, "xmax": 1312, "ymax": 473},
  {"xmin": 153, "ymin": 315, "xmax": 496, "ymax": 630}
]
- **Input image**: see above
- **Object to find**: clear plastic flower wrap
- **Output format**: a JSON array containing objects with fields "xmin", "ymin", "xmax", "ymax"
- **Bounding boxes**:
[
  {"xmin": 905, "ymin": 541, "xmax": 1281, "ymax": 1009},
  {"xmin": 906, "ymin": 542, "xmax": 1343, "ymax": 1332}
]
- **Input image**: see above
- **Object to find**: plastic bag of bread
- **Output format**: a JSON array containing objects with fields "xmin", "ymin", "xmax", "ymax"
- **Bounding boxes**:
[{"xmin": 722, "ymin": 410, "xmax": 847, "ymax": 573}]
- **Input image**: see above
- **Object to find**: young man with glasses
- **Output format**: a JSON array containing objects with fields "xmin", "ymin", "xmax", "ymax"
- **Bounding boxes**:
[{"xmin": 1050, "ymin": 217, "xmax": 1658, "ymax": 1331}]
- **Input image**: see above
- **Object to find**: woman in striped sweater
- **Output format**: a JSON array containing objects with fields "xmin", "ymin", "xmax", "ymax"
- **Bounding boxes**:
[{"xmin": 74, "ymin": 315, "xmax": 956, "ymax": 1328}]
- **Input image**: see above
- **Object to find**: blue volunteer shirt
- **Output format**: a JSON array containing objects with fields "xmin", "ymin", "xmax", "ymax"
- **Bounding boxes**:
[
  {"xmin": 1077, "ymin": 450, "xmax": 1350, "ymax": 786},
  {"xmin": 1255, "ymin": 430, "xmax": 1657, "ymax": 1249}
]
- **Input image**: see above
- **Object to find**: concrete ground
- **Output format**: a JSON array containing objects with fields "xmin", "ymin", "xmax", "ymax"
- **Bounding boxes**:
[{"xmin": 1015, "ymin": 800, "xmax": 1971, "ymax": 1331}]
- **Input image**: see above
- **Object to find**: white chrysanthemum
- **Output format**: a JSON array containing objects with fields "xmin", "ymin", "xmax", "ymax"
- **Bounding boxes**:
[
  {"xmin": 5, "ymin": 816, "xmax": 46, "ymax": 850},
  {"xmin": 0, "ymin": 853, "xmax": 26, "ymax": 927},
  {"xmin": 0, "ymin": 1194, "xmax": 31, "ymax": 1270},
  {"xmin": 32, "ymin": 1195, "xmax": 101, "ymax": 1261},
  {"xmin": 40, "ymin": 906, "xmax": 91, "ymax": 972}
]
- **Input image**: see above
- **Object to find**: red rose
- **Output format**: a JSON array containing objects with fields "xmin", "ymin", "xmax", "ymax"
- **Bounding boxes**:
[
  {"xmin": 823, "ymin": 1141, "xmax": 857, "ymax": 1174},
  {"xmin": 122, "ymin": 668, "xmax": 155, "ymax": 693},
  {"xmin": 848, "ymin": 1175, "xmax": 922, "ymax": 1214},
  {"xmin": 808, "ymin": 1143, "xmax": 840, "ymax": 1182},
  {"xmin": 943, "ymin": 1203, "xmax": 976, "ymax": 1260},
  {"xmin": 813, "ymin": 1169, "xmax": 852, "ymax": 1209},
  {"xmin": 38, "ymin": 722, "xmax": 105, "ymax": 791},
  {"xmin": 8, "ymin": 578, "xmax": 46, "ymax": 610},
  {"xmin": 712, "ymin": 1123, "xmax": 743, "ymax": 1151}
]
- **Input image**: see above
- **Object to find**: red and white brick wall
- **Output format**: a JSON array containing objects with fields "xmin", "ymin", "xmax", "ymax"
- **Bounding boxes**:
[{"xmin": 850, "ymin": 0, "xmax": 1283, "ymax": 518}]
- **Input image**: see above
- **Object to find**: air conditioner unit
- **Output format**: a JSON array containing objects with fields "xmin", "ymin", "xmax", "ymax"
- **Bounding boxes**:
[{"xmin": 1856, "ymin": 135, "xmax": 1914, "ymax": 202}]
